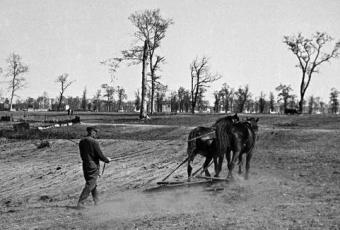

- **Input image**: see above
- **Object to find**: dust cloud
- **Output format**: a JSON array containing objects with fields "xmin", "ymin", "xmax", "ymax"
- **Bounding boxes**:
[{"xmin": 87, "ymin": 181, "xmax": 233, "ymax": 223}]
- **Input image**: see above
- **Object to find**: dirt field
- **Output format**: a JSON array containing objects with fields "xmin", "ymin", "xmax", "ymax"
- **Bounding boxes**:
[{"xmin": 1, "ymin": 113, "xmax": 339, "ymax": 229}]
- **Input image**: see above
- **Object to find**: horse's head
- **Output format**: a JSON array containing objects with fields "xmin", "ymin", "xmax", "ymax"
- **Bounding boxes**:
[
  {"xmin": 214, "ymin": 113, "xmax": 239, "ymax": 127},
  {"xmin": 246, "ymin": 117, "xmax": 259, "ymax": 132},
  {"xmin": 231, "ymin": 113, "xmax": 239, "ymax": 123}
]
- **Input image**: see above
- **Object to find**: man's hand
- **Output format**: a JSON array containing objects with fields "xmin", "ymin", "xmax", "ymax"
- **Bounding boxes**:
[{"xmin": 107, "ymin": 157, "xmax": 112, "ymax": 162}]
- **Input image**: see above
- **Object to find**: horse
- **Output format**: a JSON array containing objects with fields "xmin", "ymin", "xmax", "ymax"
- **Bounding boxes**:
[
  {"xmin": 212, "ymin": 113, "xmax": 240, "ymax": 177},
  {"xmin": 187, "ymin": 126, "xmax": 216, "ymax": 178},
  {"xmin": 227, "ymin": 117, "xmax": 259, "ymax": 179}
]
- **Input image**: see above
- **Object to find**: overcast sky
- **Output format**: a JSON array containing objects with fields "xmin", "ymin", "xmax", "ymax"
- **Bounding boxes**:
[{"xmin": 0, "ymin": 0, "xmax": 339, "ymax": 104}]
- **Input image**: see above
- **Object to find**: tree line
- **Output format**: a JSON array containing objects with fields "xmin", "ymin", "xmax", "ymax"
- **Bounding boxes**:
[{"xmin": 0, "ymin": 9, "xmax": 339, "ymax": 116}]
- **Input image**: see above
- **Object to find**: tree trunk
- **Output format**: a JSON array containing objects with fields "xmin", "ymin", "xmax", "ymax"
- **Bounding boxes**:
[
  {"xmin": 299, "ymin": 93, "xmax": 304, "ymax": 113},
  {"xmin": 151, "ymin": 81, "xmax": 155, "ymax": 114},
  {"xmin": 140, "ymin": 40, "xmax": 149, "ymax": 119},
  {"xmin": 191, "ymin": 75, "xmax": 196, "ymax": 114},
  {"xmin": 149, "ymin": 55, "xmax": 155, "ymax": 115},
  {"xmin": 10, "ymin": 89, "xmax": 14, "ymax": 111},
  {"xmin": 57, "ymin": 93, "xmax": 63, "ymax": 111}
]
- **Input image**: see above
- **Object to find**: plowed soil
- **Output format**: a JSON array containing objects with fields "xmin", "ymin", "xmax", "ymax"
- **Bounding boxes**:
[{"xmin": 1, "ymin": 114, "xmax": 339, "ymax": 229}]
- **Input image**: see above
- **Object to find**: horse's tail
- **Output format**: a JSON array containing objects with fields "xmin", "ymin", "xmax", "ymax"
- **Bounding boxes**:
[
  {"xmin": 187, "ymin": 128, "xmax": 198, "ymax": 161},
  {"xmin": 214, "ymin": 120, "xmax": 232, "ymax": 156}
]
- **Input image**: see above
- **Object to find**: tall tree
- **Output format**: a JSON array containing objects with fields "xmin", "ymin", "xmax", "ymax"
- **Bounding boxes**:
[
  {"xmin": 140, "ymin": 40, "xmax": 149, "ymax": 118},
  {"xmin": 81, "ymin": 87, "xmax": 87, "ymax": 111},
  {"xmin": 154, "ymin": 83, "xmax": 167, "ymax": 112},
  {"xmin": 116, "ymin": 86, "xmax": 127, "ymax": 111},
  {"xmin": 213, "ymin": 90, "xmax": 222, "ymax": 113},
  {"xmin": 269, "ymin": 91, "xmax": 275, "ymax": 112},
  {"xmin": 308, "ymin": 95, "xmax": 315, "ymax": 114},
  {"xmin": 101, "ymin": 84, "xmax": 115, "ymax": 112},
  {"xmin": 56, "ymin": 73, "xmax": 74, "ymax": 111},
  {"xmin": 275, "ymin": 84, "xmax": 293, "ymax": 111},
  {"xmin": 93, "ymin": 89, "xmax": 101, "ymax": 112},
  {"xmin": 5, "ymin": 53, "xmax": 28, "ymax": 110},
  {"xmin": 235, "ymin": 85, "xmax": 251, "ymax": 113},
  {"xmin": 219, "ymin": 83, "xmax": 234, "ymax": 113},
  {"xmin": 258, "ymin": 92, "xmax": 266, "ymax": 113},
  {"xmin": 121, "ymin": 9, "xmax": 173, "ymax": 117},
  {"xmin": 283, "ymin": 32, "xmax": 340, "ymax": 113},
  {"xmin": 190, "ymin": 56, "xmax": 221, "ymax": 114},
  {"xmin": 170, "ymin": 91, "xmax": 179, "ymax": 112},
  {"xmin": 177, "ymin": 87, "xmax": 187, "ymax": 113},
  {"xmin": 329, "ymin": 88, "xmax": 339, "ymax": 114}
]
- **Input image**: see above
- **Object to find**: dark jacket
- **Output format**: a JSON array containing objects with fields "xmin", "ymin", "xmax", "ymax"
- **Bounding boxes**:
[{"xmin": 79, "ymin": 136, "xmax": 110, "ymax": 180}]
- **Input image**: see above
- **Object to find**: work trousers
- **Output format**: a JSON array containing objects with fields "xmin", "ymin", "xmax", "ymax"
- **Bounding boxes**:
[{"xmin": 78, "ymin": 176, "xmax": 98, "ymax": 205}]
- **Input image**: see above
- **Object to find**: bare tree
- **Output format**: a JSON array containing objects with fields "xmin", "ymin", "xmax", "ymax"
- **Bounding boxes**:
[
  {"xmin": 275, "ymin": 84, "xmax": 294, "ymax": 111},
  {"xmin": 56, "ymin": 73, "xmax": 74, "ymax": 111},
  {"xmin": 213, "ymin": 90, "xmax": 222, "ymax": 113},
  {"xmin": 258, "ymin": 92, "xmax": 266, "ymax": 113},
  {"xmin": 101, "ymin": 84, "xmax": 115, "ymax": 112},
  {"xmin": 154, "ymin": 83, "xmax": 167, "ymax": 112},
  {"xmin": 81, "ymin": 87, "xmax": 87, "ymax": 111},
  {"xmin": 283, "ymin": 32, "xmax": 340, "ymax": 113},
  {"xmin": 5, "ymin": 53, "xmax": 29, "ymax": 110},
  {"xmin": 190, "ymin": 56, "xmax": 221, "ymax": 114},
  {"xmin": 100, "ymin": 58, "xmax": 122, "ymax": 82},
  {"xmin": 149, "ymin": 55, "xmax": 165, "ymax": 114},
  {"xmin": 330, "ymin": 88, "xmax": 339, "ymax": 114},
  {"xmin": 93, "ymin": 89, "xmax": 102, "ymax": 112},
  {"xmin": 120, "ymin": 9, "xmax": 173, "ymax": 118},
  {"xmin": 269, "ymin": 92, "xmax": 275, "ymax": 112},
  {"xmin": 235, "ymin": 85, "xmax": 251, "ymax": 113},
  {"xmin": 140, "ymin": 40, "xmax": 149, "ymax": 118},
  {"xmin": 308, "ymin": 95, "xmax": 315, "ymax": 114},
  {"xmin": 116, "ymin": 86, "xmax": 127, "ymax": 111},
  {"xmin": 219, "ymin": 83, "xmax": 234, "ymax": 113}
]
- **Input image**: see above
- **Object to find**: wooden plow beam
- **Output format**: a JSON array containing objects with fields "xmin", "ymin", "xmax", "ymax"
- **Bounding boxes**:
[{"xmin": 151, "ymin": 156, "xmax": 227, "ymax": 191}]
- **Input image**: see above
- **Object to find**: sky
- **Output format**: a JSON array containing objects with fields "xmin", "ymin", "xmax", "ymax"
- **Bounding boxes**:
[{"xmin": 0, "ymin": 0, "xmax": 340, "ymax": 104}]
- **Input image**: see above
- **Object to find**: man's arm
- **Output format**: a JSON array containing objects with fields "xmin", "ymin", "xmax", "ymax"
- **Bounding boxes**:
[{"xmin": 93, "ymin": 140, "xmax": 110, "ymax": 163}]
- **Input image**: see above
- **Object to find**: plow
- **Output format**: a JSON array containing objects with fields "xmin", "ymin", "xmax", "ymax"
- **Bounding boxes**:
[
  {"xmin": 145, "ymin": 157, "xmax": 228, "ymax": 191},
  {"xmin": 100, "ymin": 152, "xmax": 228, "ymax": 191}
]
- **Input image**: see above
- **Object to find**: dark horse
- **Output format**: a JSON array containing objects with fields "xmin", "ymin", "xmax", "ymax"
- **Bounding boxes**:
[
  {"xmin": 227, "ymin": 117, "xmax": 259, "ymax": 179},
  {"xmin": 187, "ymin": 126, "xmax": 216, "ymax": 178},
  {"xmin": 211, "ymin": 113, "xmax": 240, "ymax": 177}
]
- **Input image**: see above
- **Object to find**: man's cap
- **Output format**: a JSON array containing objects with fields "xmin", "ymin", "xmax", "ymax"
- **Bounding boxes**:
[{"xmin": 86, "ymin": 126, "xmax": 98, "ymax": 133}]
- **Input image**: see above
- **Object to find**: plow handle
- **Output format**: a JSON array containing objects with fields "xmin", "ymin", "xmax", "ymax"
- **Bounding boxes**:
[{"xmin": 161, "ymin": 156, "xmax": 189, "ymax": 182}]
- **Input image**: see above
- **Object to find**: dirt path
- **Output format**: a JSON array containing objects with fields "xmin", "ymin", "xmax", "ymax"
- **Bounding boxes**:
[{"xmin": 1, "ymin": 125, "xmax": 339, "ymax": 229}]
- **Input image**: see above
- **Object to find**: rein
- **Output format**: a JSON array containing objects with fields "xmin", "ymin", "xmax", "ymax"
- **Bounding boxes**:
[{"xmin": 187, "ymin": 131, "xmax": 216, "ymax": 142}]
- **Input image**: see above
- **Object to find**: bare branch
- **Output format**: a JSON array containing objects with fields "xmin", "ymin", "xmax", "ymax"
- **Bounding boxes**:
[{"xmin": 284, "ymin": 32, "xmax": 340, "ymax": 112}]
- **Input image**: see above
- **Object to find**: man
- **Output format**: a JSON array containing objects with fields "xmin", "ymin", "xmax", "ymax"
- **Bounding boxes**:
[{"xmin": 77, "ymin": 126, "xmax": 111, "ymax": 209}]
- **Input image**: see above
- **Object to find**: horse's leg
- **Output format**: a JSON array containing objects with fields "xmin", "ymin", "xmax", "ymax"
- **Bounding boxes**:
[
  {"xmin": 245, "ymin": 151, "xmax": 253, "ymax": 180},
  {"xmin": 214, "ymin": 155, "xmax": 224, "ymax": 177},
  {"xmin": 238, "ymin": 153, "xmax": 243, "ymax": 174},
  {"xmin": 213, "ymin": 156, "xmax": 218, "ymax": 176},
  {"xmin": 225, "ymin": 149, "xmax": 231, "ymax": 173},
  {"xmin": 228, "ymin": 150, "xmax": 240, "ymax": 179},
  {"xmin": 203, "ymin": 155, "xmax": 213, "ymax": 177},
  {"xmin": 187, "ymin": 161, "xmax": 192, "ymax": 179}
]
